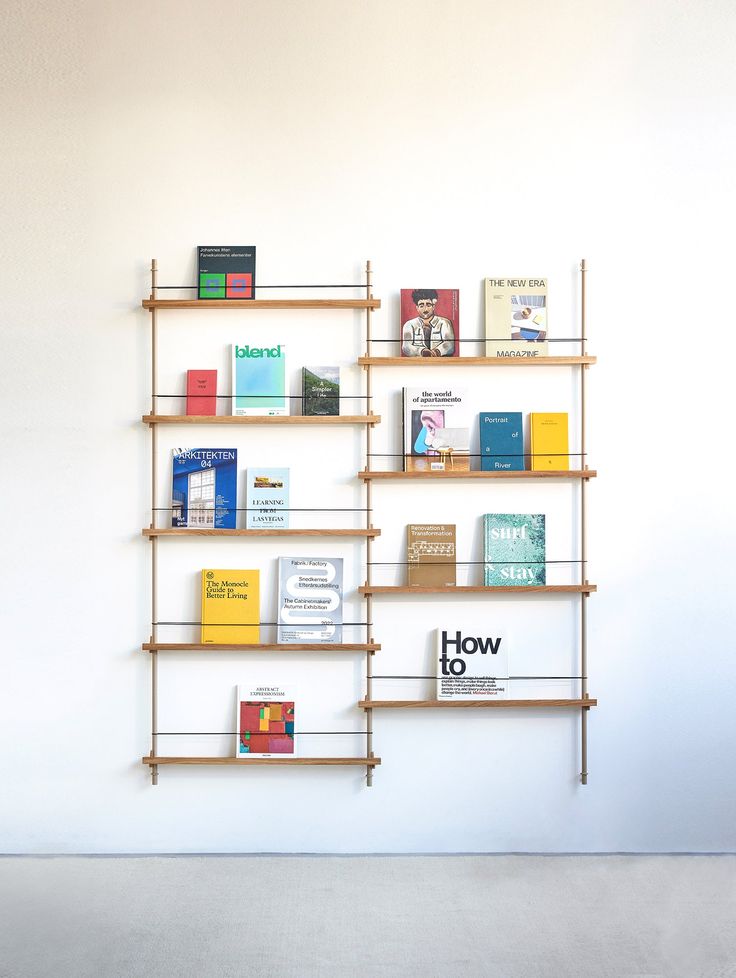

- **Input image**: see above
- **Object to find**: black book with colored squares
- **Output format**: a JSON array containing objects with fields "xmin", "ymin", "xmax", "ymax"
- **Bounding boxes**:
[{"xmin": 198, "ymin": 245, "xmax": 256, "ymax": 299}]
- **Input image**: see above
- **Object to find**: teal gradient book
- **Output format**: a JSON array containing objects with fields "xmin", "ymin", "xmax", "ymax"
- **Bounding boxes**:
[
  {"xmin": 483, "ymin": 514, "xmax": 546, "ymax": 585},
  {"xmin": 479, "ymin": 412, "xmax": 524, "ymax": 472}
]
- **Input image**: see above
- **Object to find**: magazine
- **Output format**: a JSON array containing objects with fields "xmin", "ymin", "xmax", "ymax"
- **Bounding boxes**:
[
  {"xmin": 236, "ymin": 685, "xmax": 295, "ymax": 757},
  {"xmin": 171, "ymin": 448, "xmax": 237, "ymax": 529},
  {"xmin": 277, "ymin": 557, "xmax": 343, "ymax": 643}
]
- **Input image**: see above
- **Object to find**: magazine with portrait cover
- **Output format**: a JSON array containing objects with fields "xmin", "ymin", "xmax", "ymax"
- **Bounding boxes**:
[{"xmin": 400, "ymin": 289, "xmax": 459, "ymax": 358}]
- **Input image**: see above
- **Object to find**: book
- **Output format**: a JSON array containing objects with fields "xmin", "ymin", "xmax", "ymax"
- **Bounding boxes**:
[
  {"xmin": 236, "ymin": 685, "xmax": 295, "ymax": 757},
  {"xmin": 483, "ymin": 514, "xmax": 546, "ymax": 586},
  {"xmin": 402, "ymin": 387, "xmax": 469, "ymax": 472},
  {"xmin": 530, "ymin": 412, "xmax": 569, "ymax": 471},
  {"xmin": 201, "ymin": 569, "xmax": 260, "ymax": 644},
  {"xmin": 302, "ymin": 366, "xmax": 340, "ymax": 416},
  {"xmin": 171, "ymin": 448, "xmax": 237, "ymax": 529},
  {"xmin": 401, "ymin": 289, "xmax": 459, "ymax": 357},
  {"xmin": 231, "ymin": 342, "xmax": 287, "ymax": 416},
  {"xmin": 277, "ymin": 557, "xmax": 343, "ymax": 643},
  {"xmin": 436, "ymin": 628, "xmax": 508, "ymax": 700},
  {"xmin": 479, "ymin": 412, "xmax": 525, "ymax": 472},
  {"xmin": 186, "ymin": 369, "xmax": 217, "ymax": 416},
  {"xmin": 407, "ymin": 525, "xmax": 457, "ymax": 587},
  {"xmin": 246, "ymin": 467, "xmax": 289, "ymax": 530},
  {"xmin": 198, "ymin": 246, "xmax": 256, "ymax": 300},
  {"xmin": 484, "ymin": 277, "xmax": 548, "ymax": 357}
]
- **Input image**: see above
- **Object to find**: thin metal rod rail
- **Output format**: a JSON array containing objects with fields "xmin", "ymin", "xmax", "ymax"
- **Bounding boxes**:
[
  {"xmin": 152, "ymin": 393, "xmax": 370, "ymax": 399},
  {"xmin": 155, "ymin": 730, "xmax": 374, "ymax": 736},
  {"xmin": 365, "ymin": 451, "xmax": 588, "ymax": 458},
  {"xmin": 357, "ymin": 337, "xmax": 587, "ymax": 344},
  {"xmin": 367, "ymin": 559, "xmax": 583, "ymax": 566},
  {"xmin": 152, "ymin": 506, "xmax": 372, "ymax": 512},
  {"xmin": 153, "ymin": 283, "xmax": 369, "ymax": 290},
  {"xmin": 374, "ymin": 675, "xmax": 585, "ymax": 681},
  {"xmin": 580, "ymin": 257, "xmax": 589, "ymax": 786},
  {"xmin": 153, "ymin": 620, "xmax": 374, "ymax": 627}
]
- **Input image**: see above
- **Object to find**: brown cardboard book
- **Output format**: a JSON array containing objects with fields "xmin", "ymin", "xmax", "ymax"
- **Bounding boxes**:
[{"xmin": 407, "ymin": 524, "xmax": 457, "ymax": 586}]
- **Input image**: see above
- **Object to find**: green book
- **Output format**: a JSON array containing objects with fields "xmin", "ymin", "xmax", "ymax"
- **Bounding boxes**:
[
  {"xmin": 302, "ymin": 366, "xmax": 340, "ymax": 416},
  {"xmin": 483, "ymin": 514, "xmax": 545, "ymax": 586}
]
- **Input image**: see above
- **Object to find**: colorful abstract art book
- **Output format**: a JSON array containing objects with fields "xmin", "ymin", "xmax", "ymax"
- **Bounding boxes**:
[
  {"xmin": 479, "ymin": 412, "xmax": 525, "ymax": 472},
  {"xmin": 231, "ymin": 342, "xmax": 287, "ymax": 416},
  {"xmin": 246, "ymin": 467, "xmax": 289, "ymax": 530},
  {"xmin": 530, "ymin": 412, "xmax": 569, "ymax": 471},
  {"xmin": 484, "ymin": 277, "xmax": 548, "ymax": 357},
  {"xmin": 402, "ymin": 387, "xmax": 469, "ymax": 472},
  {"xmin": 400, "ymin": 288, "xmax": 459, "ymax": 358},
  {"xmin": 436, "ymin": 628, "xmax": 508, "ymax": 700},
  {"xmin": 302, "ymin": 366, "xmax": 340, "ymax": 416},
  {"xmin": 483, "ymin": 514, "xmax": 546, "ymax": 586},
  {"xmin": 198, "ymin": 246, "xmax": 256, "ymax": 299},
  {"xmin": 236, "ymin": 685, "xmax": 295, "ymax": 757},
  {"xmin": 201, "ymin": 569, "xmax": 260, "ymax": 644},
  {"xmin": 407, "ymin": 524, "xmax": 457, "ymax": 587},
  {"xmin": 186, "ymin": 369, "xmax": 217, "ymax": 416},
  {"xmin": 277, "ymin": 557, "xmax": 343, "ymax": 643},
  {"xmin": 171, "ymin": 448, "xmax": 237, "ymax": 529}
]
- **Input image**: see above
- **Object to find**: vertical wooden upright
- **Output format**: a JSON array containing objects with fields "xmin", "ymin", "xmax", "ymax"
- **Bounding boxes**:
[
  {"xmin": 580, "ymin": 257, "xmax": 589, "ymax": 785},
  {"xmin": 364, "ymin": 261, "xmax": 375, "ymax": 786},
  {"xmin": 150, "ymin": 259, "xmax": 159, "ymax": 786}
]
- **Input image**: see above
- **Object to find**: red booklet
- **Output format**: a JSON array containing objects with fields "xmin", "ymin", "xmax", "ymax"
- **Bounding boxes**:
[{"xmin": 186, "ymin": 369, "xmax": 217, "ymax": 416}]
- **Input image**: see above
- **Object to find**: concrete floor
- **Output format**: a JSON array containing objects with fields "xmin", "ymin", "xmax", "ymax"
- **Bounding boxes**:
[{"xmin": 0, "ymin": 856, "xmax": 734, "ymax": 978}]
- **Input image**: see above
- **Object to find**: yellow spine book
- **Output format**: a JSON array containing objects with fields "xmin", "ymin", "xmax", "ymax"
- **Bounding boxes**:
[
  {"xmin": 530, "ymin": 413, "xmax": 569, "ymax": 471},
  {"xmin": 201, "ymin": 569, "xmax": 260, "ymax": 644}
]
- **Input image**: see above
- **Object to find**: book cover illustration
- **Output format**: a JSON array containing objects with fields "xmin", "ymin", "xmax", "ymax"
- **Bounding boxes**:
[
  {"xmin": 231, "ymin": 342, "xmax": 287, "ymax": 416},
  {"xmin": 530, "ymin": 412, "xmax": 569, "ymax": 471},
  {"xmin": 483, "ymin": 514, "xmax": 546, "ymax": 586},
  {"xmin": 479, "ymin": 412, "xmax": 525, "ymax": 472},
  {"xmin": 171, "ymin": 448, "xmax": 237, "ymax": 529},
  {"xmin": 484, "ymin": 277, "xmax": 548, "ymax": 357},
  {"xmin": 201, "ymin": 569, "xmax": 260, "ymax": 644},
  {"xmin": 436, "ymin": 628, "xmax": 508, "ymax": 700},
  {"xmin": 198, "ymin": 246, "xmax": 256, "ymax": 300},
  {"xmin": 407, "ymin": 524, "xmax": 457, "ymax": 587},
  {"xmin": 236, "ymin": 685, "xmax": 295, "ymax": 757},
  {"xmin": 186, "ymin": 369, "xmax": 217, "ymax": 416},
  {"xmin": 302, "ymin": 366, "xmax": 340, "ymax": 416},
  {"xmin": 277, "ymin": 557, "xmax": 343, "ymax": 643},
  {"xmin": 246, "ymin": 467, "xmax": 289, "ymax": 530},
  {"xmin": 402, "ymin": 387, "xmax": 469, "ymax": 472},
  {"xmin": 401, "ymin": 289, "xmax": 459, "ymax": 358}
]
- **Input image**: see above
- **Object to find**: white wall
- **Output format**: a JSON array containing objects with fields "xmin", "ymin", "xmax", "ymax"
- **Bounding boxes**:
[{"xmin": 2, "ymin": 0, "xmax": 735, "ymax": 853}]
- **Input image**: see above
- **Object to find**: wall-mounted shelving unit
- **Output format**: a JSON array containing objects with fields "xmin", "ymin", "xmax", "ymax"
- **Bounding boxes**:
[
  {"xmin": 358, "ymin": 258, "xmax": 597, "ymax": 784},
  {"xmin": 139, "ymin": 258, "xmax": 596, "ymax": 786},
  {"xmin": 140, "ymin": 260, "xmax": 382, "ymax": 784}
]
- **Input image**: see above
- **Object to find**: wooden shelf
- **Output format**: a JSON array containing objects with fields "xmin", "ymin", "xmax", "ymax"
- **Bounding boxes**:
[
  {"xmin": 143, "ymin": 298, "xmax": 381, "ymax": 310},
  {"xmin": 142, "ymin": 755, "xmax": 381, "ymax": 767},
  {"xmin": 143, "ymin": 527, "xmax": 380, "ymax": 538},
  {"xmin": 358, "ymin": 469, "xmax": 596, "ymax": 481},
  {"xmin": 359, "ymin": 698, "xmax": 597, "ymax": 709},
  {"xmin": 358, "ymin": 355, "xmax": 595, "ymax": 367},
  {"xmin": 142, "ymin": 642, "xmax": 380, "ymax": 652},
  {"xmin": 143, "ymin": 414, "xmax": 380, "ymax": 426},
  {"xmin": 359, "ymin": 584, "xmax": 597, "ymax": 595}
]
